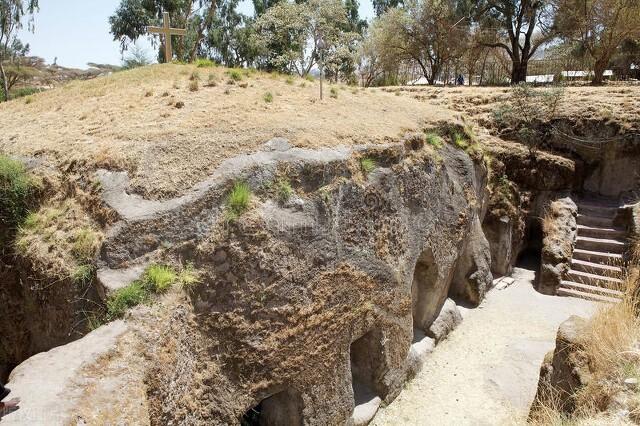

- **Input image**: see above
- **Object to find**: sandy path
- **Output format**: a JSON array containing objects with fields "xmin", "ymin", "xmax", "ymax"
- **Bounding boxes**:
[{"xmin": 372, "ymin": 266, "xmax": 598, "ymax": 426}]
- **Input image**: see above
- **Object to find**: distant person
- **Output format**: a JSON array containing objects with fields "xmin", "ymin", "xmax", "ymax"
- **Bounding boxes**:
[
  {"xmin": 457, "ymin": 74, "xmax": 465, "ymax": 85},
  {"xmin": 0, "ymin": 383, "xmax": 19, "ymax": 417}
]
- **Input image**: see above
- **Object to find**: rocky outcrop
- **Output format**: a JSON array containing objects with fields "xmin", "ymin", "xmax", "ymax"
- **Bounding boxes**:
[
  {"xmin": 538, "ymin": 197, "xmax": 578, "ymax": 295},
  {"xmin": 530, "ymin": 315, "xmax": 590, "ymax": 415}
]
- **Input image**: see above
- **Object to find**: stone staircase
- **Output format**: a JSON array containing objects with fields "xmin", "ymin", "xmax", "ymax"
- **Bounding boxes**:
[{"xmin": 558, "ymin": 195, "xmax": 627, "ymax": 303}]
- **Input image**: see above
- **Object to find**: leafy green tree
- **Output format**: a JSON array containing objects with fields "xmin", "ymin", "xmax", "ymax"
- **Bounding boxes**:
[
  {"xmin": 474, "ymin": 0, "xmax": 557, "ymax": 84},
  {"xmin": 252, "ymin": 0, "xmax": 360, "ymax": 78},
  {"xmin": 553, "ymin": 0, "xmax": 640, "ymax": 84},
  {"xmin": 252, "ymin": 0, "xmax": 284, "ymax": 16},
  {"xmin": 0, "ymin": 0, "xmax": 39, "ymax": 102},
  {"xmin": 206, "ymin": 0, "xmax": 257, "ymax": 66},
  {"xmin": 109, "ymin": 0, "xmax": 218, "ymax": 62},
  {"xmin": 369, "ymin": 0, "xmax": 470, "ymax": 85}
]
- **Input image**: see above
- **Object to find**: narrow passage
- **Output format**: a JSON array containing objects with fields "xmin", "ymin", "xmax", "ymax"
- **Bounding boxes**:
[{"xmin": 372, "ymin": 266, "xmax": 598, "ymax": 426}]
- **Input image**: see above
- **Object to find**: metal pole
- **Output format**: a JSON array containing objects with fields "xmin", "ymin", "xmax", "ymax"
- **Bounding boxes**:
[{"xmin": 320, "ymin": 50, "xmax": 324, "ymax": 100}]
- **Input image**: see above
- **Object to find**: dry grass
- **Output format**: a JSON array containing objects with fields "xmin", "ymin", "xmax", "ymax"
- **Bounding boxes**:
[
  {"xmin": 15, "ymin": 198, "xmax": 103, "ymax": 280},
  {"xmin": 531, "ymin": 256, "xmax": 640, "ymax": 425},
  {"xmin": 0, "ymin": 64, "xmax": 459, "ymax": 199}
]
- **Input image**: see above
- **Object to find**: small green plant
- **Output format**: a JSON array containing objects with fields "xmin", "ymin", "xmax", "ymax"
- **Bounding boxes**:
[
  {"xmin": 178, "ymin": 263, "xmax": 201, "ymax": 289},
  {"xmin": 190, "ymin": 70, "xmax": 201, "ymax": 81},
  {"xmin": 195, "ymin": 58, "xmax": 215, "ymax": 68},
  {"xmin": 330, "ymin": 87, "xmax": 338, "ymax": 98},
  {"xmin": 12, "ymin": 87, "xmax": 42, "ymax": 99},
  {"xmin": 275, "ymin": 179, "xmax": 293, "ymax": 203},
  {"xmin": 72, "ymin": 264, "xmax": 94, "ymax": 284},
  {"xmin": 189, "ymin": 79, "xmax": 199, "ymax": 92},
  {"xmin": 24, "ymin": 96, "xmax": 34, "ymax": 104},
  {"xmin": 0, "ymin": 155, "xmax": 35, "ymax": 238},
  {"xmin": 227, "ymin": 69, "xmax": 243, "ymax": 81},
  {"xmin": 106, "ymin": 281, "xmax": 150, "ymax": 320},
  {"xmin": 425, "ymin": 133, "xmax": 443, "ymax": 149},
  {"xmin": 71, "ymin": 227, "xmax": 99, "ymax": 262},
  {"xmin": 263, "ymin": 92, "xmax": 273, "ymax": 103},
  {"xmin": 143, "ymin": 264, "xmax": 178, "ymax": 293},
  {"xmin": 285, "ymin": 76, "xmax": 294, "ymax": 85},
  {"xmin": 305, "ymin": 74, "xmax": 315, "ymax": 82},
  {"xmin": 453, "ymin": 132, "xmax": 469, "ymax": 150},
  {"xmin": 360, "ymin": 157, "xmax": 376, "ymax": 175},
  {"xmin": 226, "ymin": 181, "xmax": 252, "ymax": 219}
]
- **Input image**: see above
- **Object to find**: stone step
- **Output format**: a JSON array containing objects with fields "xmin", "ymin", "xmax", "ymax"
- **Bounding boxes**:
[
  {"xmin": 577, "ymin": 203, "xmax": 618, "ymax": 218},
  {"xmin": 575, "ymin": 236, "xmax": 626, "ymax": 254},
  {"xmin": 577, "ymin": 224, "xmax": 626, "ymax": 240},
  {"xmin": 577, "ymin": 214, "xmax": 614, "ymax": 228},
  {"xmin": 570, "ymin": 259, "xmax": 624, "ymax": 278},
  {"xmin": 557, "ymin": 286, "xmax": 620, "ymax": 304},
  {"xmin": 572, "ymin": 248, "xmax": 623, "ymax": 264},
  {"xmin": 560, "ymin": 280, "xmax": 624, "ymax": 298},
  {"xmin": 567, "ymin": 269, "xmax": 623, "ymax": 288}
]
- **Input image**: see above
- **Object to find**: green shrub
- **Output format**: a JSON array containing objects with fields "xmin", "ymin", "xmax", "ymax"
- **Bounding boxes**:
[
  {"xmin": 275, "ymin": 179, "xmax": 293, "ymax": 203},
  {"xmin": 285, "ymin": 76, "xmax": 294, "ymax": 85},
  {"xmin": 106, "ymin": 281, "xmax": 150, "ymax": 320},
  {"xmin": 425, "ymin": 133, "xmax": 443, "ymax": 149},
  {"xmin": 453, "ymin": 132, "xmax": 469, "ymax": 150},
  {"xmin": 263, "ymin": 92, "xmax": 273, "ymax": 103},
  {"xmin": 12, "ymin": 87, "xmax": 43, "ymax": 99},
  {"xmin": 226, "ymin": 181, "xmax": 252, "ymax": 219},
  {"xmin": 305, "ymin": 74, "xmax": 315, "ymax": 82},
  {"xmin": 143, "ymin": 264, "xmax": 177, "ymax": 293},
  {"xmin": 330, "ymin": 87, "xmax": 338, "ymax": 98},
  {"xmin": 195, "ymin": 58, "xmax": 215, "ymax": 68},
  {"xmin": 206, "ymin": 73, "xmax": 218, "ymax": 87},
  {"xmin": 227, "ymin": 69, "xmax": 243, "ymax": 81},
  {"xmin": 360, "ymin": 157, "xmax": 376, "ymax": 175},
  {"xmin": 189, "ymin": 70, "xmax": 201, "ymax": 81},
  {"xmin": 0, "ymin": 155, "xmax": 34, "ymax": 236},
  {"xmin": 189, "ymin": 79, "xmax": 199, "ymax": 92}
]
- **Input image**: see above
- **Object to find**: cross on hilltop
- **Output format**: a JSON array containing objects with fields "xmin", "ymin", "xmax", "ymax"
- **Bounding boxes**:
[{"xmin": 148, "ymin": 12, "xmax": 186, "ymax": 64}]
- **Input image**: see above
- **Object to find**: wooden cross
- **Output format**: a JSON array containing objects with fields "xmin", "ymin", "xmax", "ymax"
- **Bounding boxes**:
[{"xmin": 148, "ymin": 12, "xmax": 187, "ymax": 64}]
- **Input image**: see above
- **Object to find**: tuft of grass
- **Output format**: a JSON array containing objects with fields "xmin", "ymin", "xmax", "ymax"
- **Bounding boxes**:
[
  {"xmin": 71, "ymin": 227, "xmax": 100, "ymax": 262},
  {"xmin": 227, "ymin": 69, "xmax": 243, "ymax": 81},
  {"xmin": 24, "ymin": 96, "xmax": 34, "ymax": 104},
  {"xmin": 263, "ymin": 91, "xmax": 273, "ymax": 103},
  {"xmin": 195, "ymin": 58, "xmax": 215, "ymax": 68},
  {"xmin": 226, "ymin": 181, "xmax": 252, "ymax": 219},
  {"xmin": 0, "ymin": 155, "xmax": 35, "ymax": 237},
  {"xmin": 285, "ymin": 76, "xmax": 294, "ymax": 85},
  {"xmin": 206, "ymin": 73, "xmax": 218, "ymax": 87},
  {"xmin": 330, "ymin": 87, "xmax": 338, "ymax": 99},
  {"xmin": 143, "ymin": 264, "xmax": 177, "ymax": 293},
  {"xmin": 360, "ymin": 157, "xmax": 376, "ymax": 175},
  {"xmin": 425, "ymin": 132, "xmax": 443, "ymax": 149},
  {"xmin": 72, "ymin": 264, "xmax": 94, "ymax": 284},
  {"xmin": 189, "ymin": 79, "xmax": 199, "ymax": 92},
  {"xmin": 178, "ymin": 263, "xmax": 201, "ymax": 289},
  {"xmin": 275, "ymin": 178, "xmax": 293, "ymax": 204},
  {"xmin": 189, "ymin": 70, "xmax": 201, "ymax": 81},
  {"xmin": 453, "ymin": 132, "xmax": 469, "ymax": 150},
  {"xmin": 106, "ymin": 281, "xmax": 150, "ymax": 320},
  {"xmin": 305, "ymin": 74, "xmax": 315, "ymax": 82}
]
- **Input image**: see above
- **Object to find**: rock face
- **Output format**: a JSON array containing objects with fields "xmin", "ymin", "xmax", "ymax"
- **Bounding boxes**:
[
  {"xmin": 538, "ymin": 197, "xmax": 578, "ymax": 295},
  {"xmin": 530, "ymin": 315, "xmax": 589, "ymax": 415},
  {"xmin": 90, "ymin": 139, "xmax": 492, "ymax": 425}
]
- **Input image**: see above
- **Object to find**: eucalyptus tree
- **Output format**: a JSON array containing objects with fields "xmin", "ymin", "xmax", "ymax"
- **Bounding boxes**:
[
  {"xmin": 372, "ymin": 0, "xmax": 404, "ymax": 16},
  {"xmin": 554, "ymin": 0, "xmax": 640, "ymax": 84},
  {"xmin": 109, "ymin": 0, "xmax": 218, "ymax": 62},
  {"xmin": 474, "ymin": 0, "xmax": 557, "ymax": 84},
  {"xmin": 0, "ymin": 0, "xmax": 38, "ymax": 102}
]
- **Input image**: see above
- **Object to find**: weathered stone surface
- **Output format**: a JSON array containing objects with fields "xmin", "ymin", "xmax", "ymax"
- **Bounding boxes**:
[
  {"xmin": 426, "ymin": 298, "xmax": 462, "ymax": 343},
  {"xmin": 538, "ymin": 197, "xmax": 578, "ymax": 295},
  {"xmin": 530, "ymin": 315, "xmax": 589, "ymax": 416}
]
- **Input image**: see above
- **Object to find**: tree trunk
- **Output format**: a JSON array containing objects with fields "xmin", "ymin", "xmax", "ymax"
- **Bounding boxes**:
[
  {"xmin": 0, "ymin": 62, "xmax": 8, "ymax": 102},
  {"xmin": 511, "ymin": 60, "xmax": 528, "ymax": 84},
  {"xmin": 592, "ymin": 58, "xmax": 608, "ymax": 85}
]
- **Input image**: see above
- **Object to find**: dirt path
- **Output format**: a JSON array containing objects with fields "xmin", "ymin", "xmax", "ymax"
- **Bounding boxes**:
[{"xmin": 372, "ymin": 266, "xmax": 598, "ymax": 426}]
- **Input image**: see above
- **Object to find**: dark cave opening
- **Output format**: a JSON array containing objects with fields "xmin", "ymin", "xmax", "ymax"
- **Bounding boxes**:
[
  {"xmin": 240, "ymin": 388, "xmax": 303, "ymax": 426},
  {"xmin": 350, "ymin": 330, "xmax": 386, "ymax": 405}
]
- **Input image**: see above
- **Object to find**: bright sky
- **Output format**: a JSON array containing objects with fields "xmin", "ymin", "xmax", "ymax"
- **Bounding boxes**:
[{"xmin": 18, "ymin": 0, "xmax": 375, "ymax": 69}]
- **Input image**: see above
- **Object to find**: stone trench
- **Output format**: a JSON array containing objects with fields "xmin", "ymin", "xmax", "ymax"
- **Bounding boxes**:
[{"xmin": 2, "ymin": 125, "xmax": 638, "ymax": 425}]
